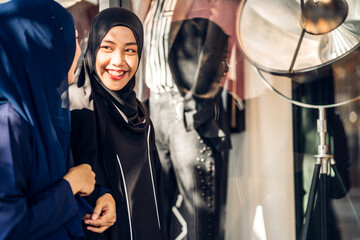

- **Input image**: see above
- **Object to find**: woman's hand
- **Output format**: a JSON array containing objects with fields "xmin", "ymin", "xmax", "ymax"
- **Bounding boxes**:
[
  {"xmin": 63, "ymin": 164, "xmax": 96, "ymax": 196},
  {"xmin": 83, "ymin": 193, "xmax": 116, "ymax": 233}
]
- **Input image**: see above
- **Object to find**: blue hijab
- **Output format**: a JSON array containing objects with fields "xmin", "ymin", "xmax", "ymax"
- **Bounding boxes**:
[{"xmin": 0, "ymin": 0, "xmax": 75, "ymax": 186}]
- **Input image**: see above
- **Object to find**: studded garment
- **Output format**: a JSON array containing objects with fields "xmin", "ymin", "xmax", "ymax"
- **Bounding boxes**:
[{"xmin": 149, "ymin": 92, "xmax": 229, "ymax": 240}]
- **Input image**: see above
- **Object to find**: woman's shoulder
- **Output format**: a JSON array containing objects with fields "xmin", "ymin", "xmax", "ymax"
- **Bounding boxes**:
[
  {"xmin": 0, "ymin": 102, "xmax": 29, "ymax": 128},
  {"xmin": 0, "ymin": 102, "xmax": 32, "ymax": 142}
]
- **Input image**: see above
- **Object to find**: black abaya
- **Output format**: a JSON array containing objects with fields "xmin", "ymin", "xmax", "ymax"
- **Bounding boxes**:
[{"xmin": 69, "ymin": 7, "xmax": 166, "ymax": 240}]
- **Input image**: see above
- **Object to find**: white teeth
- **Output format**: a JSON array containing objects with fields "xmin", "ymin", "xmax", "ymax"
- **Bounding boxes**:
[{"xmin": 108, "ymin": 70, "xmax": 125, "ymax": 76}]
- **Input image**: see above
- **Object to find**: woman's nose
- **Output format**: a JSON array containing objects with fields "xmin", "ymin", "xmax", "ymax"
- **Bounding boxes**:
[{"xmin": 110, "ymin": 51, "xmax": 125, "ymax": 66}]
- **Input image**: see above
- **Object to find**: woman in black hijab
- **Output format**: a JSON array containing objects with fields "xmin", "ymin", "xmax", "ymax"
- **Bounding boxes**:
[{"xmin": 69, "ymin": 7, "xmax": 166, "ymax": 240}]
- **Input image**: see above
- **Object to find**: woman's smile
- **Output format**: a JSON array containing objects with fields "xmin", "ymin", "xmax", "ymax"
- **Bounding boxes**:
[{"xmin": 107, "ymin": 69, "xmax": 126, "ymax": 80}]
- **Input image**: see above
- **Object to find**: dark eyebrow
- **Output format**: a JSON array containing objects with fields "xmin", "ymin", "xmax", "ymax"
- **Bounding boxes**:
[
  {"xmin": 125, "ymin": 42, "xmax": 137, "ymax": 47},
  {"xmin": 101, "ymin": 40, "xmax": 115, "ymax": 45},
  {"xmin": 100, "ymin": 40, "xmax": 137, "ymax": 47}
]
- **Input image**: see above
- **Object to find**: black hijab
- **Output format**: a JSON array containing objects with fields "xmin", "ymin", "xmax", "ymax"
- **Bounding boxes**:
[{"xmin": 75, "ymin": 7, "xmax": 148, "ymax": 132}]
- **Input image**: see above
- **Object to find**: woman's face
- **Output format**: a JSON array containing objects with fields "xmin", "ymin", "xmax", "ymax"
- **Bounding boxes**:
[
  {"xmin": 96, "ymin": 26, "xmax": 139, "ymax": 91},
  {"xmin": 68, "ymin": 29, "xmax": 81, "ymax": 84}
]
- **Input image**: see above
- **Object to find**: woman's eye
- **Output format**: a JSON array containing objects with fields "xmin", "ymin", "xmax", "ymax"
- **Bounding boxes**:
[
  {"xmin": 126, "ymin": 49, "xmax": 137, "ymax": 53},
  {"xmin": 100, "ymin": 46, "xmax": 112, "ymax": 51}
]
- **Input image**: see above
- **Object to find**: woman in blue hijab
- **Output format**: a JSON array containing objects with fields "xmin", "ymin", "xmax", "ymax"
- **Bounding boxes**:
[{"xmin": 0, "ymin": 0, "xmax": 97, "ymax": 239}]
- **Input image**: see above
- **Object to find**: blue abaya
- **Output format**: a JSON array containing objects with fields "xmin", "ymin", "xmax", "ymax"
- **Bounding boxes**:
[{"xmin": 0, "ymin": 0, "xmax": 90, "ymax": 239}]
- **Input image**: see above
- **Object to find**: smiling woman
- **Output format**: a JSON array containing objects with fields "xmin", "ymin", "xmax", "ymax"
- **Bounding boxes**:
[{"xmin": 69, "ymin": 7, "xmax": 167, "ymax": 240}]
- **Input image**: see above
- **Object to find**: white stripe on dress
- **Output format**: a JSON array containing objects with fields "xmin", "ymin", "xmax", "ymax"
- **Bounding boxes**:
[
  {"xmin": 146, "ymin": 125, "xmax": 161, "ymax": 229},
  {"xmin": 116, "ymin": 154, "xmax": 134, "ymax": 240}
]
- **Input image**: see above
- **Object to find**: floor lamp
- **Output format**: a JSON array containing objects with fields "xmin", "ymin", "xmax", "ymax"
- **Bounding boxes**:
[{"xmin": 236, "ymin": 0, "xmax": 360, "ymax": 239}]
